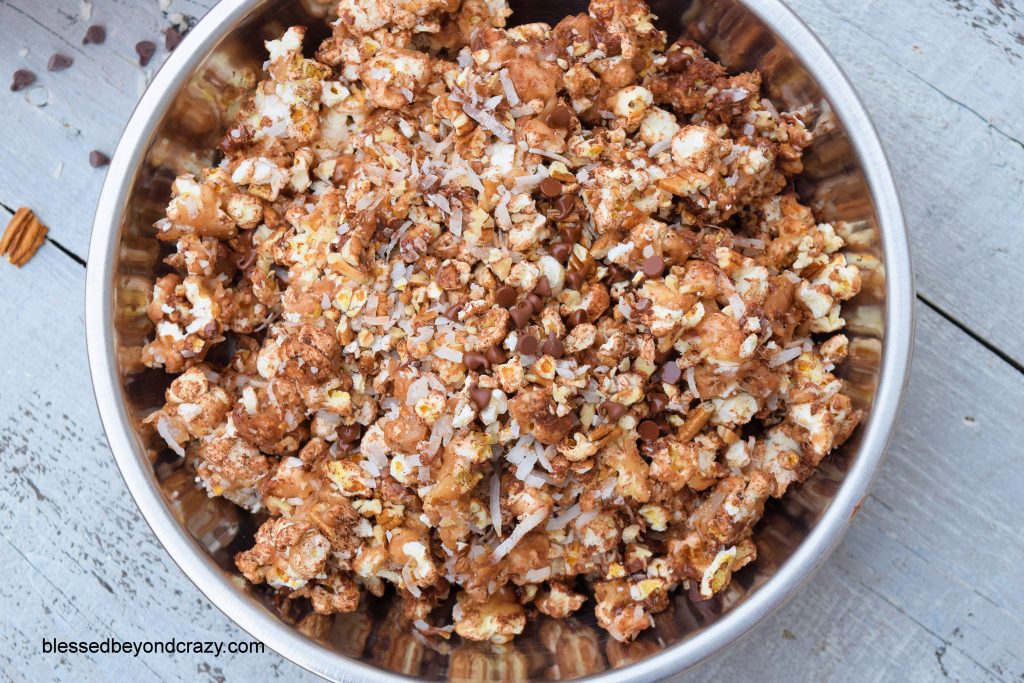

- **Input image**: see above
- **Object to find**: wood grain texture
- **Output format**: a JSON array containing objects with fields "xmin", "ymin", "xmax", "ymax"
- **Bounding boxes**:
[
  {"xmin": 785, "ymin": 0, "xmax": 1024, "ymax": 365},
  {"xmin": 0, "ymin": 0, "xmax": 1021, "ymax": 681},
  {"xmin": 0, "ymin": 204, "xmax": 314, "ymax": 683}
]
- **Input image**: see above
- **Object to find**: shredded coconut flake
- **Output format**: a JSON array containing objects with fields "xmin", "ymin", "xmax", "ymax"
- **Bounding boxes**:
[
  {"xmin": 546, "ymin": 503, "xmax": 581, "ymax": 530},
  {"xmin": 462, "ymin": 102, "xmax": 513, "ymax": 142},
  {"xmin": 492, "ymin": 507, "xmax": 547, "ymax": 561},
  {"xmin": 528, "ymin": 147, "xmax": 571, "ymax": 165},
  {"xmin": 156, "ymin": 417, "xmax": 185, "ymax": 457},
  {"xmin": 768, "ymin": 346, "xmax": 804, "ymax": 368},
  {"xmin": 434, "ymin": 346, "xmax": 463, "ymax": 363},
  {"xmin": 499, "ymin": 69, "xmax": 520, "ymax": 107}
]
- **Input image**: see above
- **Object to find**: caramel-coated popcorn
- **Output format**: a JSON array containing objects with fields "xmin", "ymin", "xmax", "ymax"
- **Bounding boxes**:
[{"xmin": 144, "ymin": 0, "xmax": 863, "ymax": 642}]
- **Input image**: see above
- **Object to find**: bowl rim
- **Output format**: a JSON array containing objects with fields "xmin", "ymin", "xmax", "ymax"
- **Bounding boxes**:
[{"xmin": 85, "ymin": 0, "xmax": 915, "ymax": 680}]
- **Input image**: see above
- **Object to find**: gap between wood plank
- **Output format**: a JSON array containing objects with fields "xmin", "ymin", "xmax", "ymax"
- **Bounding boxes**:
[
  {"xmin": 45, "ymin": 236, "xmax": 87, "ymax": 267},
  {"xmin": 917, "ymin": 294, "xmax": 1024, "ymax": 376}
]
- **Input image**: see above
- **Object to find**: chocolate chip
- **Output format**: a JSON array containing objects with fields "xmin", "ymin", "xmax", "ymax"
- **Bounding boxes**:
[
  {"xmin": 485, "ymin": 346, "xmax": 507, "ymax": 365},
  {"xmin": 559, "ymin": 224, "xmax": 582, "ymax": 244},
  {"xmin": 517, "ymin": 333, "xmax": 539, "ymax": 355},
  {"xmin": 495, "ymin": 285, "xmax": 517, "ymax": 308},
  {"xmin": 135, "ymin": 40, "xmax": 157, "ymax": 67},
  {"xmin": 510, "ymin": 302, "xmax": 533, "ymax": 329},
  {"xmin": 554, "ymin": 193, "xmax": 577, "ymax": 219},
  {"xmin": 526, "ymin": 293, "xmax": 544, "ymax": 314},
  {"xmin": 549, "ymin": 242, "xmax": 572, "ymax": 263},
  {"xmin": 83, "ymin": 24, "xmax": 106, "ymax": 45},
  {"xmin": 655, "ymin": 414, "xmax": 672, "ymax": 435},
  {"xmin": 648, "ymin": 392, "xmax": 669, "ymax": 414},
  {"xmin": 10, "ymin": 69, "xmax": 36, "ymax": 92},
  {"xmin": 638, "ymin": 420, "xmax": 660, "ymax": 442},
  {"xmin": 338, "ymin": 424, "xmax": 361, "ymax": 443},
  {"xmin": 642, "ymin": 255, "xmax": 666, "ymax": 278},
  {"xmin": 666, "ymin": 50, "xmax": 693, "ymax": 72},
  {"xmin": 543, "ymin": 333, "xmax": 564, "ymax": 359},
  {"xmin": 532, "ymin": 276, "xmax": 551, "ymax": 297},
  {"xmin": 607, "ymin": 264, "xmax": 632, "ymax": 284},
  {"xmin": 164, "ymin": 26, "xmax": 183, "ymax": 51},
  {"xmin": 464, "ymin": 351, "xmax": 489, "ymax": 372},
  {"xmin": 233, "ymin": 230, "xmax": 258, "ymax": 271},
  {"xmin": 566, "ymin": 270, "xmax": 585, "ymax": 291},
  {"xmin": 539, "ymin": 176, "xmax": 562, "ymax": 198},
  {"xmin": 89, "ymin": 150, "xmax": 111, "ymax": 167},
  {"xmin": 444, "ymin": 302, "xmax": 463, "ymax": 320},
  {"xmin": 599, "ymin": 401, "xmax": 626, "ymax": 421},
  {"xmin": 47, "ymin": 54, "xmax": 73, "ymax": 72},
  {"xmin": 565, "ymin": 309, "xmax": 588, "ymax": 328},
  {"xmin": 546, "ymin": 103, "xmax": 573, "ymax": 128},
  {"xmin": 660, "ymin": 360, "xmax": 682, "ymax": 385},
  {"xmin": 470, "ymin": 384, "xmax": 492, "ymax": 409}
]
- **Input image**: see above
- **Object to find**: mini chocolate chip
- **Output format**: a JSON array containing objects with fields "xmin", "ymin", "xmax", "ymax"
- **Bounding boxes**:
[
  {"xmin": 539, "ymin": 176, "xmax": 562, "ymax": 198},
  {"xmin": 543, "ymin": 333, "xmax": 564, "ymax": 359},
  {"xmin": 233, "ymin": 231, "xmax": 258, "ymax": 271},
  {"xmin": 470, "ymin": 384, "xmax": 492, "ymax": 409},
  {"xmin": 638, "ymin": 420, "xmax": 661, "ymax": 442},
  {"xmin": 607, "ymin": 264, "xmax": 632, "ymax": 284},
  {"xmin": 338, "ymin": 424, "xmax": 361, "ymax": 443},
  {"xmin": 464, "ymin": 351, "xmax": 489, "ymax": 372},
  {"xmin": 654, "ymin": 347, "xmax": 673, "ymax": 365},
  {"xmin": 83, "ymin": 24, "xmax": 106, "ymax": 45},
  {"xmin": 135, "ymin": 40, "xmax": 157, "ymax": 66},
  {"xmin": 655, "ymin": 414, "xmax": 672, "ymax": 435},
  {"xmin": 559, "ymin": 224, "xmax": 582, "ymax": 244},
  {"xmin": 510, "ymin": 302, "xmax": 533, "ymax": 329},
  {"xmin": 599, "ymin": 401, "xmax": 626, "ymax": 421},
  {"xmin": 164, "ymin": 26, "xmax": 184, "ymax": 51},
  {"xmin": 47, "ymin": 54, "xmax": 73, "ymax": 72},
  {"xmin": 666, "ymin": 50, "xmax": 692, "ymax": 72},
  {"xmin": 566, "ymin": 270, "xmax": 585, "ymax": 291},
  {"xmin": 533, "ymin": 276, "xmax": 551, "ymax": 297},
  {"xmin": 485, "ymin": 346, "xmax": 507, "ymax": 365},
  {"xmin": 10, "ymin": 69, "xmax": 36, "ymax": 92},
  {"xmin": 565, "ymin": 309, "xmax": 588, "ymax": 328},
  {"xmin": 495, "ymin": 285, "xmax": 517, "ymax": 308},
  {"xmin": 525, "ymin": 293, "xmax": 544, "ymax": 314},
  {"xmin": 660, "ymin": 360, "xmax": 682, "ymax": 384},
  {"xmin": 554, "ymin": 193, "xmax": 577, "ymax": 219},
  {"xmin": 648, "ymin": 392, "xmax": 669, "ymax": 414},
  {"xmin": 549, "ymin": 242, "xmax": 572, "ymax": 263},
  {"xmin": 444, "ymin": 302, "xmax": 463, "ymax": 320},
  {"xmin": 546, "ymin": 103, "xmax": 573, "ymax": 128},
  {"xmin": 89, "ymin": 150, "xmax": 111, "ymax": 167},
  {"xmin": 517, "ymin": 333, "xmax": 539, "ymax": 355},
  {"xmin": 642, "ymin": 255, "xmax": 666, "ymax": 278}
]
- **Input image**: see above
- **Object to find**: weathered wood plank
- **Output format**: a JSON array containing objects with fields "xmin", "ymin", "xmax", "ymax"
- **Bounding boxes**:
[
  {"xmin": 0, "ymin": 0, "xmax": 216, "ymax": 258},
  {"xmin": 0, "ymin": 206, "xmax": 317, "ymax": 682},
  {"xmin": 1, "ymin": 0, "xmax": 1022, "ymax": 681},
  {"xmin": 784, "ymin": 0, "xmax": 1024, "ymax": 364}
]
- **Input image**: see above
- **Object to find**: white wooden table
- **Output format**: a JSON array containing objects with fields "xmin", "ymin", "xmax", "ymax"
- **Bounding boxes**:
[{"xmin": 1, "ymin": 1, "xmax": 1021, "ymax": 681}]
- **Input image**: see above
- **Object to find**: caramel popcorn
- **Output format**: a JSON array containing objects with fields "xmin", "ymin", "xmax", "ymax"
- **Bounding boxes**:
[{"xmin": 144, "ymin": 0, "xmax": 863, "ymax": 643}]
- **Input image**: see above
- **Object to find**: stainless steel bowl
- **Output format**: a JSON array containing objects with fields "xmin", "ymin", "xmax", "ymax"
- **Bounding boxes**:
[{"xmin": 86, "ymin": 0, "xmax": 914, "ymax": 680}]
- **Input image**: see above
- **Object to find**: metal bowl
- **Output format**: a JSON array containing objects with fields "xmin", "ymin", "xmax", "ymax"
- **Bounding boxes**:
[{"xmin": 86, "ymin": 0, "xmax": 914, "ymax": 680}]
